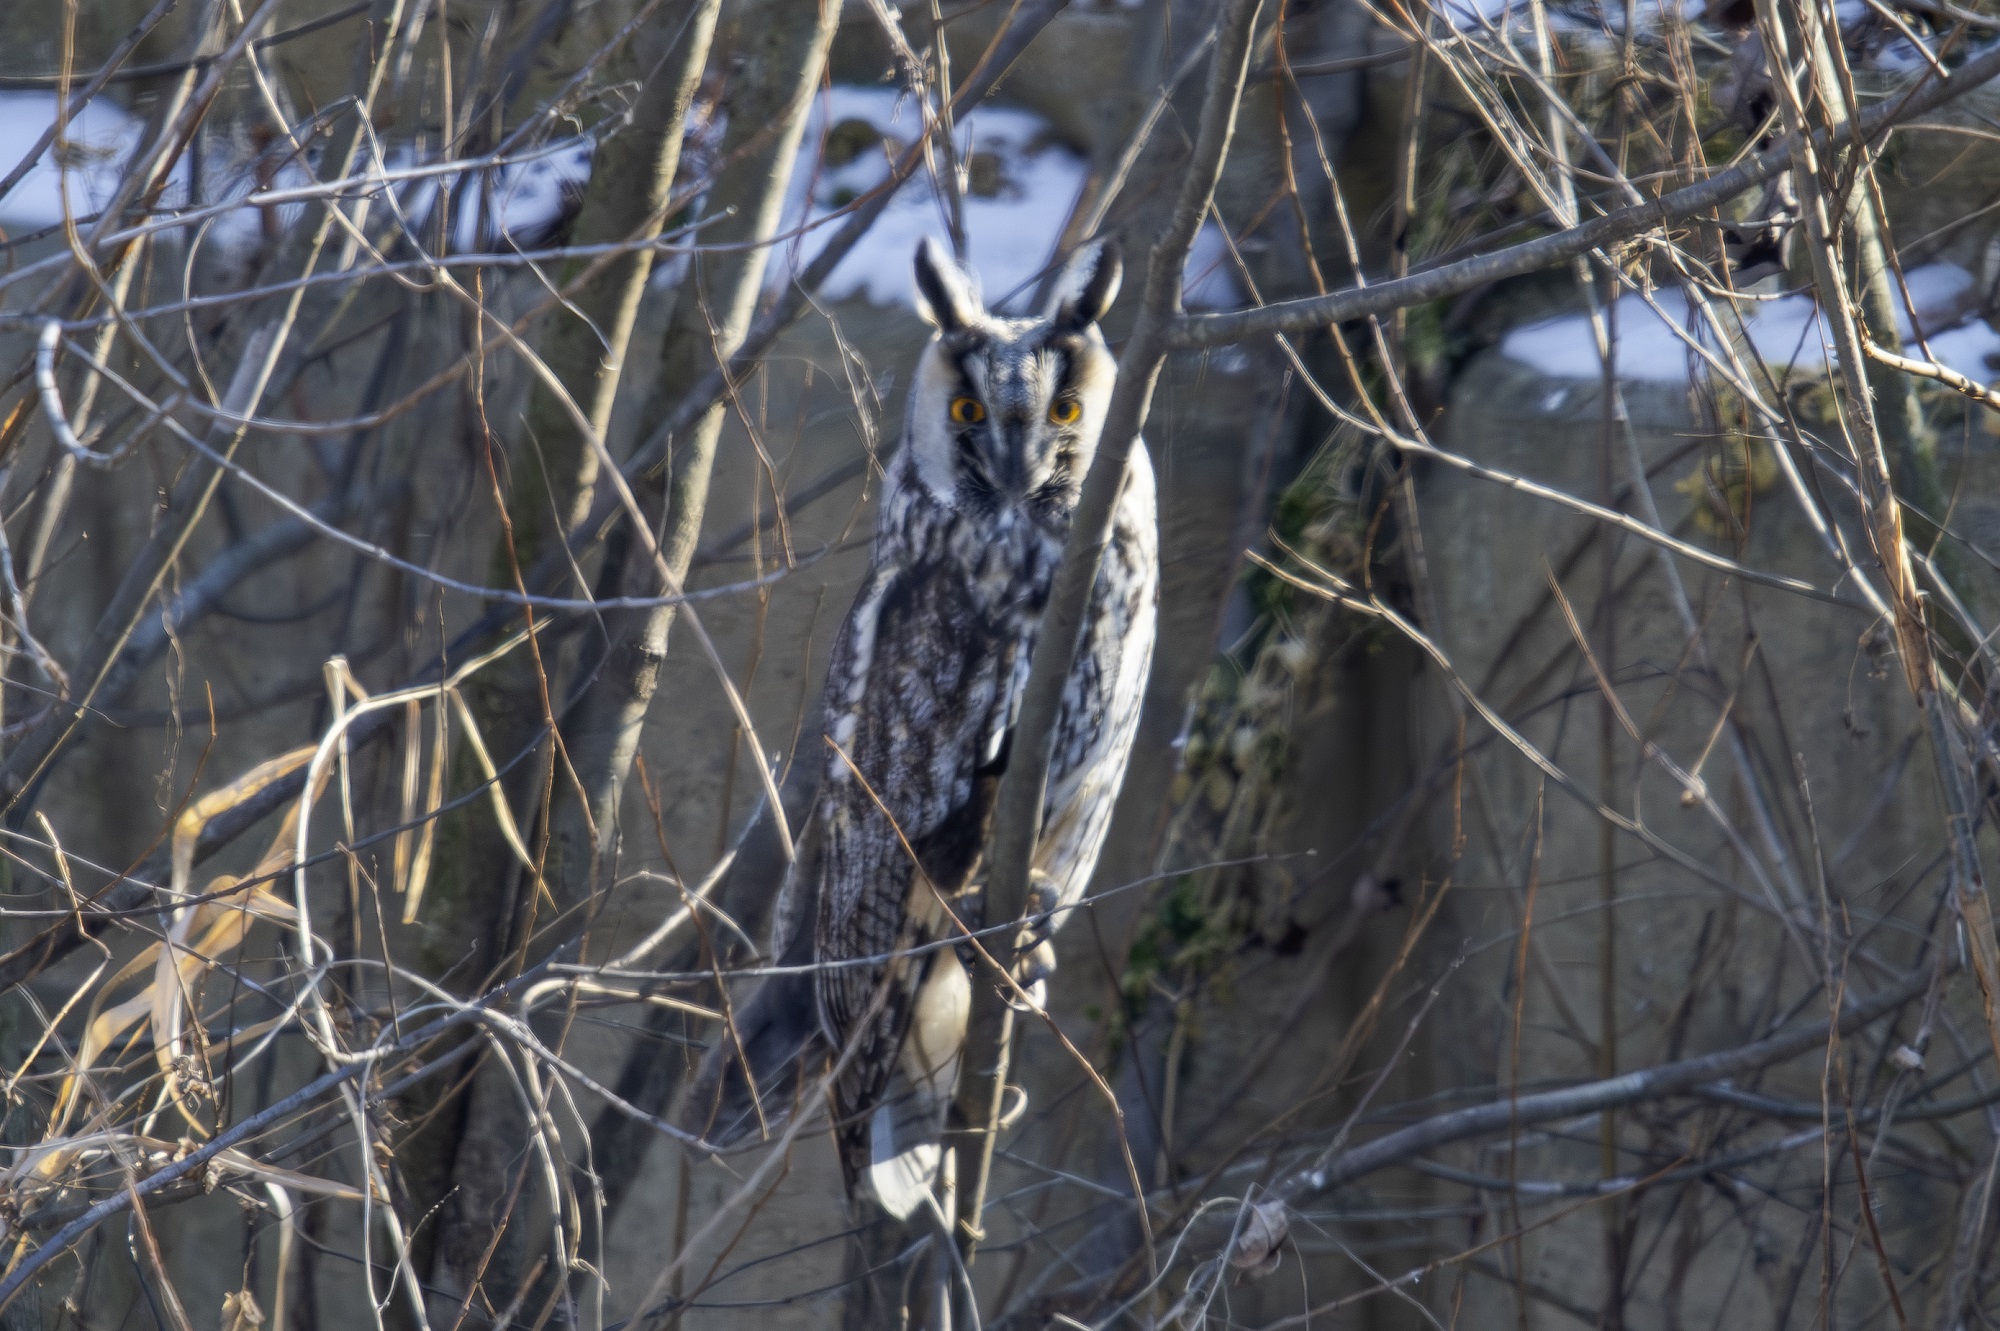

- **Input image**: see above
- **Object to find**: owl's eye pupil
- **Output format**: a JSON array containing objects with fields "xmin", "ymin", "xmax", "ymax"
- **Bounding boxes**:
[
  {"xmin": 1050, "ymin": 399, "xmax": 1081, "ymax": 425},
  {"xmin": 950, "ymin": 397, "xmax": 985, "ymax": 425}
]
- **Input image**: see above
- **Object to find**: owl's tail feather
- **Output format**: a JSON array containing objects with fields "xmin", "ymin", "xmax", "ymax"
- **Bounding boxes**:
[
  {"xmin": 857, "ymin": 949, "xmax": 971, "ymax": 1221},
  {"xmin": 867, "ymin": 1096, "xmax": 944, "ymax": 1222}
]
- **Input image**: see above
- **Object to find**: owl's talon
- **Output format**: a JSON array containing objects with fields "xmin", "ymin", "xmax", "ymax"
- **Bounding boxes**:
[
  {"xmin": 996, "ymin": 1083, "xmax": 1030, "ymax": 1130},
  {"xmin": 1009, "ymin": 939, "xmax": 1056, "ymax": 1011},
  {"xmin": 1008, "ymin": 977, "xmax": 1048, "ymax": 1013},
  {"xmin": 1016, "ymin": 873, "xmax": 1061, "ymax": 954}
]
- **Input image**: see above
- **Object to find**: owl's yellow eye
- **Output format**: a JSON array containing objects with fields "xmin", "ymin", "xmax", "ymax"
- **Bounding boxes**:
[
  {"xmin": 1049, "ymin": 398, "xmax": 1082, "ymax": 426},
  {"xmin": 949, "ymin": 397, "xmax": 986, "ymax": 425}
]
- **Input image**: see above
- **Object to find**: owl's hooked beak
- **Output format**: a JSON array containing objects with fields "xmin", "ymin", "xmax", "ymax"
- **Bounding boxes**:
[{"xmin": 992, "ymin": 416, "xmax": 1031, "ymax": 497}]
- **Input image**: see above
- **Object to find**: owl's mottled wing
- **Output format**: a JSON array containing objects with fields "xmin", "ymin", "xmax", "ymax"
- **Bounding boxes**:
[
  {"xmin": 813, "ymin": 544, "xmax": 1013, "ymax": 1183},
  {"xmin": 1035, "ymin": 454, "xmax": 1160, "ymax": 911}
]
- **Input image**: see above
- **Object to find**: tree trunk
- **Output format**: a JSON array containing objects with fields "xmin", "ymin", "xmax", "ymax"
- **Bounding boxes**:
[{"xmin": 542, "ymin": 0, "xmax": 838, "ymax": 911}]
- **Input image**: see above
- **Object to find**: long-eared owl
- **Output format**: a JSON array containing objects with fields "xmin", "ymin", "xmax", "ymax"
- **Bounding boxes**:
[{"xmin": 802, "ymin": 237, "xmax": 1159, "ymax": 1220}]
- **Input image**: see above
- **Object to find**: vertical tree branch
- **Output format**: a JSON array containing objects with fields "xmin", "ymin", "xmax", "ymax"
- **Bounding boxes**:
[
  {"xmin": 1754, "ymin": 0, "xmax": 2000, "ymax": 1162},
  {"xmin": 947, "ymin": 0, "xmax": 1267, "ymax": 1264}
]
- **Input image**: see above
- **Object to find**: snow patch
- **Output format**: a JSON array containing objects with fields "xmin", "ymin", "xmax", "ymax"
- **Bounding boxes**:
[
  {"xmin": 0, "ymin": 90, "xmax": 320, "ymax": 257},
  {"xmin": 766, "ymin": 86, "xmax": 1242, "ymax": 312},
  {"xmin": 1896, "ymin": 263, "xmax": 1977, "ymax": 327},
  {"xmin": 3, "ymin": 82, "xmax": 1244, "ymax": 308},
  {"xmin": 373, "ymin": 137, "xmax": 592, "ymax": 253},
  {"xmin": 461, "ymin": 138, "xmax": 592, "ymax": 250},
  {"xmin": 1183, "ymin": 220, "xmax": 1245, "ymax": 311},
  {"xmin": 1926, "ymin": 320, "xmax": 2000, "ymax": 387},
  {"xmin": 769, "ymin": 86, "xmax": 1083, "ymax": 309},
  {"xmin": 0, "ymin": 89, "xmax": 593, "ymax": 256},
  {"xmin": 1871, "ymin": 34, "xmax": 1938, "ymax": 71},
  {"xmin": 1499, "ymin": 264, "xmax": 1984, "ymax": 385},
  {"xmin": 1502, "ymin": 294, "xmax": 1699, "ymax": 383},
  {"xmin": 1441, "ymin": 0, "xmax": 1697, "ymax": 34},
  {"xmin": 1443, "ymin": 0, "xmax": 1902, "ymax": 50},
  {"xmin": 189, "ymin": 153, "xmax": 315, "ymax": 259},
  {"xmin": 0, "ymin": 91, "xmax": 164, "ymax": 232}
]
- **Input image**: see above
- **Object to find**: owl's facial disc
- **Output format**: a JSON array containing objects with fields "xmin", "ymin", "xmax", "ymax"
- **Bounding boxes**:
[
  {"xmin": 907, "ymin": 238, "xmax": 1121, "ymax": 516},
  {"xmin": 928, "ymin": 326, "xmax": 1111, "ymax": 511}
]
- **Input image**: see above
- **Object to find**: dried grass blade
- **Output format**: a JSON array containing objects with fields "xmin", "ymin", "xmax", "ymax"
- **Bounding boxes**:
[
  {"xmin": 393, "ymin": 697, "xmax": 421, "ymax": 896},
  {"xmin": 445, "ymin": 686, "xmax": 539, "ymax": 878},
  {"xmin": 402, "ymin": 693, "xmax": 449, "ymax": 923}
]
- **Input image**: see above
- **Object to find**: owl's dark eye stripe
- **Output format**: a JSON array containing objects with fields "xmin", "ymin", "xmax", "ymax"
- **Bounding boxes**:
[
  {"xmin": 1047, "ymin": 347, "xmax": 1078, "ymax": 403},
  {"xmin": 948, "ymin": 346, "xmax": 988, "ymax": 392}
]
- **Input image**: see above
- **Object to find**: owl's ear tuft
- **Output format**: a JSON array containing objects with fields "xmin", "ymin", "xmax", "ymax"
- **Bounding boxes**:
[
  {"xmin": 1047, "ymin": 238, "xmax": 1122, "ymax": 332},
  {"xmin": 913, "ymin": 237, "xmax": 983, "ymax": 332}
]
